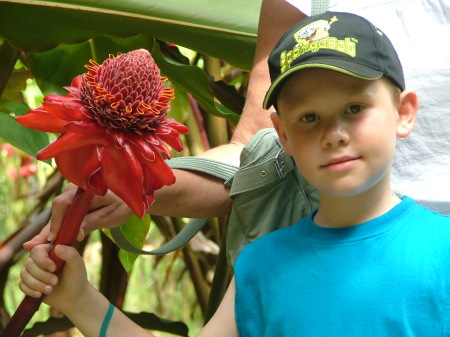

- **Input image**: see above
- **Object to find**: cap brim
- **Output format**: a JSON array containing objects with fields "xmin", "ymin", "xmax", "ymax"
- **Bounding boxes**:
[{"xmin": 263, "ymin": 58, "xmax": 383, "ymax": 109}]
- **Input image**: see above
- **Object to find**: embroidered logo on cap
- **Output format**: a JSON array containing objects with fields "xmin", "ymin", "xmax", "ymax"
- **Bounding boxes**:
[{"xmin": 280, "ymin": 16, "xmax": 357, "ymax": 73}]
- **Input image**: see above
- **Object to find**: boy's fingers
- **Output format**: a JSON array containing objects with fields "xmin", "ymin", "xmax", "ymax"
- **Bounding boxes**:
[
  {"xmin": 20, "ymin": 252, "xmax": 58, "ymax": 298},
  {"xmin": 19, "ymin": 279, "xmax": 46, "ymax": 298},
  {"xmin": 29, "ymin": 244, "xmax": 56, "ymax": 272},
  {"xmin": 54, "ymin": 245, "xmax": 85, "ymax": 272},
  {"xmin": 19, "ymin": 269, "xmax": 55, "ymax": 297},
  {"xmin": 23, "ymin": 257, "xmax": 58, "ymax": 284}
]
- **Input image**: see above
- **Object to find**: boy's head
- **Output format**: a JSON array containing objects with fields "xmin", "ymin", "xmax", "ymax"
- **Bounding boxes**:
[
  {"xmin": 265, "ymin": 12, "xmax": 419, "ymax": 202},
  {"xmin": 263, "ymin": 12, "xmax": 405, "ymax": 110}
]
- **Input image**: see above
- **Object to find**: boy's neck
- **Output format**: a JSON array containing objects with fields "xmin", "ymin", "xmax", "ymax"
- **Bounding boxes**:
[{"xmin": 313, "ymin": 185, "xmax": 401, "ymax": 228}]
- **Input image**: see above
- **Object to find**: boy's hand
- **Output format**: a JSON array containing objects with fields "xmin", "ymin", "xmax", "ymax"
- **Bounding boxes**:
[{"xmin": 19, "ymin": 244, "xmax": 89, "ymax": 314}]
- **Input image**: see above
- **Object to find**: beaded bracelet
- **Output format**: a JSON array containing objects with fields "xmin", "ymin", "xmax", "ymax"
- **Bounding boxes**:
[{"xmin": 99, "ymin": 303, "xmax": 115, "ymax": 337}]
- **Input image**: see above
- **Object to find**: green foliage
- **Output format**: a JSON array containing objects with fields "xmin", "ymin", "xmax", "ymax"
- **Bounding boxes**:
[
  {"xmin": 0, "ymin": 1, "xmax": 252, "ymax": 334},
  {"xmin": 0, "ymin": 60, "xmax": 31, "ymax": 105},
  {"xmin": 152, "ymin": 42, "xmax": 240, "ymax": 125},
  {"xmin": 117, "ymin": 214, "xmax": 151, "ymax": 275},
  {"xmin": 0, "ymin": 0, "xmax": 260, "ymax": 70}
]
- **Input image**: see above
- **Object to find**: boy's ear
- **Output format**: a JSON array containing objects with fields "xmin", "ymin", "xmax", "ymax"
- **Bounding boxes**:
[
  {"xmin": 396, "ymin": 90, "xmax": 419, "ymax": 138},
  {"xmin": 270, "ymin": 111, "xmax": 293, "ymax": 155}
]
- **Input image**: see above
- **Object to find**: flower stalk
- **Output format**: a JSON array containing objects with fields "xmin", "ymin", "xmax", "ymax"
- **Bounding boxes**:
[{"xmin": 0, "ymin": 188, "xmax": 93, "ymax": 337}]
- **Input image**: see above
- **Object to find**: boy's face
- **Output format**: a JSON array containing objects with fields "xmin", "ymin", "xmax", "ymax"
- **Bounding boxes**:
[{"xmin": 272, "ymin": 68, "xmax": 406, "ymax": 199}]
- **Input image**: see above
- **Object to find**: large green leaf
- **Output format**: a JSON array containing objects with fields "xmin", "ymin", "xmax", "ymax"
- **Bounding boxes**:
[
  {"xmin": 152, "ymin": 42, "xmax": 240, "ymax": 125},
  {"xmin": 0, "ymin": 0, "xmax": 261, "ymax": 70},
  {"xmin": 117, "ymin": 214, "xmax": 151, "ymax": 275}
]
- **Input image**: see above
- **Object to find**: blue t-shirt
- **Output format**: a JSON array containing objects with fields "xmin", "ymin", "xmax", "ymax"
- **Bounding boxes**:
[{"xmin": 235, "ymin": 197, "xmax": 450, "ymax": 336}]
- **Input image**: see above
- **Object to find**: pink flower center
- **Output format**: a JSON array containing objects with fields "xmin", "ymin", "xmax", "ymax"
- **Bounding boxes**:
[{"xmin": 81, "ymin": 49, "xmax": 174, "ymax": 134}]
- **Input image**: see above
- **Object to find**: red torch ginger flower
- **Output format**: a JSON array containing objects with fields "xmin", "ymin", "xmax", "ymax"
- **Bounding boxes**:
[{"xmin": 16, "ymin": 49, "xmax": 189, "ymax": 217}]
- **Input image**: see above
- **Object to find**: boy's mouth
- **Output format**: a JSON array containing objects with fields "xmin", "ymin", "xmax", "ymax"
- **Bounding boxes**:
[{"xmin": 320, "ymin": 156, "xmax": 362, "ymax": 170}]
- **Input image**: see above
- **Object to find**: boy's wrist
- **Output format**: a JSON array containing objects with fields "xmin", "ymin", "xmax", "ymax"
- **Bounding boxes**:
[
  {"xmin": 55, "ymin": 285, "xmax": 116, "ymax": 337},
  {"xmin": 61, "ymin": 282, "xmax": 99, "ymax": 319}
]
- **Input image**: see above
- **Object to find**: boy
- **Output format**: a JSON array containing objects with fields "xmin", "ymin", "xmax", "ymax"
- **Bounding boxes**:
[{"xmin": 19, "ymin": 12, "xmax": 450, "ymax": 336}]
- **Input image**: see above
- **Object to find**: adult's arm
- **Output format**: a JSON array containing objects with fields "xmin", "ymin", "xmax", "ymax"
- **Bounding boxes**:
[
  {"xmin": 25, "ymin": 0, "xmax": 308, "ymax": 247},
  {"xmin": 231, "ymin": 0, "xmax": 307, "ymax": 144},
  {"xmin": 149, "ymin": 0, "xmax": 307, "ymax": 216},
  {"xmin": 153, "ymin": 0, "xmax": 307, "ymax": 217}
]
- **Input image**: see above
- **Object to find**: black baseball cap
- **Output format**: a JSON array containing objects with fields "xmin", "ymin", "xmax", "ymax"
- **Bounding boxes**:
[{"xmin": 263, "ymin": 11, "xmax": 405, "ymax": 109}]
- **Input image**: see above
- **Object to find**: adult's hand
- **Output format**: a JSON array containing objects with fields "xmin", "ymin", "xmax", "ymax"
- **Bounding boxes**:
[
  {"xmin": 23, "ymin": 183, "xmax": 133, "ymax": 251},
  {"xmin": 24, "ymin": 150, "xmax": 236, "ymax": 252}
]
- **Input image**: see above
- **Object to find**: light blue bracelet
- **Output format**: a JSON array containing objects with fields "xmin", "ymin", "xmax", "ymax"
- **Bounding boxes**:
[{"xmin": 99, "ymin": 303, "xmax": 115, "ymax": 337}]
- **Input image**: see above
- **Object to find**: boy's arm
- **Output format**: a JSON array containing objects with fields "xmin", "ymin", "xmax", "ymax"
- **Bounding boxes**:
[
  {"xmin": 200, "ymin": 277, "xmax": 239, "ymax": 337},
  {"xmin": 62, "ymin": 282, "xmax": 153, "ymax": 337},
  {"xmin": 20, "ymin": 244, "xmax": 238, "ymax": 337},
  {"xmin": 69, "ymin": 279, "xmax": 240, "ymax": 337},
  {"xmin": 20, "ymin": 244, "xmax": 156, "ymax": 336}
]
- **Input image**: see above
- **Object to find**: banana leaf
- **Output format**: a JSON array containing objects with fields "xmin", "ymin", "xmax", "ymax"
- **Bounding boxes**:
[
  {"xmin": 0, "ymin": 0, "xmax": 260, "ymax": 155},
  {"xmin": 0, "ymin": 0, "xmax": 262, "ymax": 70}
]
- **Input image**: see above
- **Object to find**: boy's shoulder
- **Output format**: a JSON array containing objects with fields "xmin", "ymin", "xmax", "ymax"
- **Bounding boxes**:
[
  {"xmin": 235, "ymin": 218, "xmax": 304, "ymax": 270},
  {"xmin": 389, "ymin": 198, "xmax": 450, "ymax": 249},
  {"xmin": 410, "ymin": 198, "xmax": 450, "ymax": 224}
]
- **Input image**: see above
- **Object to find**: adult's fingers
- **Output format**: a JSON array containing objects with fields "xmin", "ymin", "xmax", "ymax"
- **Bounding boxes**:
[
  {"xmin": 49, "ymin": 186, "xmax": 133, "ymax": 242},
  {"xmin": 48, "ymin": 184, "xmax": 78, "ymax": 242},
  {"xmin": 23, "ymin": 224, "xmax": 51, "ymax": 251},
  {"xmin": 79, "ymin": 192, "xmax": 133, "ymax": 235}
]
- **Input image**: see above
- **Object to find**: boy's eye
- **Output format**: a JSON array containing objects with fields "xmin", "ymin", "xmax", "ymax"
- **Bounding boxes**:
[
  {"xmin": 300, "ymin": 113, "xmax": 320, "ymax": 123},
  {"xmin": 345, "ymin": 104, "xmax": 364, "ymax": 114}
]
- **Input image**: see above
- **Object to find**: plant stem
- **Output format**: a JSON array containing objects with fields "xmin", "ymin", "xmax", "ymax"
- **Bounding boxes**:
[{"xmin": 0, "ymin": 187, "xmax": 94, "ymax": 337}]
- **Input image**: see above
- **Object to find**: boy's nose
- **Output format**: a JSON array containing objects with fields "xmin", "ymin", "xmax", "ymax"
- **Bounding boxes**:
[{"xmin": 321, "ymin": 120, "xmax": 350, "ymax": 148}]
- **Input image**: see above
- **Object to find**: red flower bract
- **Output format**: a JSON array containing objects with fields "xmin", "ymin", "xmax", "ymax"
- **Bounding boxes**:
[{"xmin": 16, "ymin": 49, "xmax": 189, "ymax": 217}]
